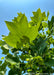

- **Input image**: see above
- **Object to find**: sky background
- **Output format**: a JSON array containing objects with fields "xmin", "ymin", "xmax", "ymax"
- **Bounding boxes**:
[{"xmin": 0, "ymin": 0, "xmax": 54, "ymax": 74}]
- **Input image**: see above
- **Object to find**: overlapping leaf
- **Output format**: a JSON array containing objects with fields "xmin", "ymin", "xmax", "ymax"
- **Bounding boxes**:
[
  {"xmin": 3, "ymin": 13, "xmax": 40, "ymax": 48},
  {"xmin": 0, "ymin": 40, "xmax": 12, "ymax": 49},
  {"xmin": 45, "ymin": 59, "xmax": 54, "ymax": 66},
  {"xmin": 0, "ymin": 40, "xmax": 6, "ymax": 46},
  {"xmin": 30, "ymin": 8, "xmax": 49, "ymax": 26}
]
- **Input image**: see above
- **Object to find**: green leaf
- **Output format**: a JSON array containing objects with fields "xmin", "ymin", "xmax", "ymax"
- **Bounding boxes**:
[
  {"xmin": 0, "ymin": 71, "xmax": 4, "ymax": 75},
  {"xmin": 3, "ymin": 44, "xmax": 12, "ymax": 50},
  {"xmin": 39, "ymin": 38, "xmax": 47, "ymax": 54},
  {"xmin": 48, "ymin": 16, "xmax": 54, "ymax": 34},
  {"xmin": 31, "ymin": 8, "xmax": 48, "ymax": 26},
  {"xmin": 27, "ymin": 69, "xmax": 32, "ymax": 72},
  {"xmin": 3, "ymin": 13, "xmax": 40, "ymax": 48},
  {"xmin": 0, "ymin": 40, "xmax": 5, "ymax": 46},
  {"xmin": 0, "ymin": 40, "xmax": 12, "ymax": 49},
  {"xmin": 5, "ymin": 54, "xmax": 19, "ymax": 66},
  {"xmin": 45, "ymin": 59, "xmax": 54, "ymax": 66},
  {"xmin": 8, "ymin": 68, "xmax": 21, "ymax": 75},
  {"xmin": 0, "ymin": 61, "xmax": 7, "ymax": 74},
  {"xmin": 47, "ymin": 11, "xmax": 49, "ymax": 17},
  {"xmin": 0, "ymin": 61, "xmax": 2, "ymax": 64},
  {"xmin": 6, "ymin": 58, "xmax": 16, "ymax": 65},
  {"xmin": 31, "ymin": 8, "xmax": 42, "ymax": 25},
  {"xmin": 1, "ymin": 47, "xmax": 9, "ymax": 55},
  {"xmin": 1, "ymin": 57, "xmax": 4, "ymax": 60},
  {"xmin": 42, "ymin": 22, "xmax": 48, "ymax": 28}
]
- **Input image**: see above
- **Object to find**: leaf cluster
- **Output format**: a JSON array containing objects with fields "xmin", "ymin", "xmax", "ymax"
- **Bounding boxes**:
[{"xmin": 0, "ymin": 8, "xmax": 54, "ymax": 75}]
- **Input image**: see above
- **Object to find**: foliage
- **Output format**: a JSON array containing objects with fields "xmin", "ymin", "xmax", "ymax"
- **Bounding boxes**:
[{"xmin": 0, "ymin": 8, "xmax": 54, "ymax": 75}]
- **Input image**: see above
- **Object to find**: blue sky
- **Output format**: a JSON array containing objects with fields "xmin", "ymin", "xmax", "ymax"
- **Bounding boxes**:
[{"xmin": 0, "ymin": 0, "xmax": 54, "ymax": 74}]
